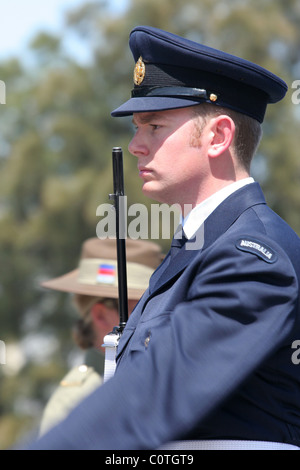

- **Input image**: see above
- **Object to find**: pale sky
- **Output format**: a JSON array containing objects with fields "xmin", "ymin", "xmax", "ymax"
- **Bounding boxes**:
[{"xmin": 0, "ymin": 0, "xmax": 127, "ymax": 60}]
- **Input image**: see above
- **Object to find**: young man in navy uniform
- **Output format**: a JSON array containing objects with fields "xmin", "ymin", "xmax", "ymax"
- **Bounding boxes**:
[{"xmin": 31, "ymin": 26, "xmax": 300, "ymax": 450}]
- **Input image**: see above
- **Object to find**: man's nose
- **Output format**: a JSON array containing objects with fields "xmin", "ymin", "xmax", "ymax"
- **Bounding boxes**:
[{"xmin": 128, "ymin": 133, "xmax": 149, "ymax": 157}]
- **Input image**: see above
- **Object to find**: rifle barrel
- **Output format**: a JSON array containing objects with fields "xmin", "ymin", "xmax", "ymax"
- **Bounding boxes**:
[{"xmin": 112, "ymin": 147, "xmax": 128, "ymax": 331}]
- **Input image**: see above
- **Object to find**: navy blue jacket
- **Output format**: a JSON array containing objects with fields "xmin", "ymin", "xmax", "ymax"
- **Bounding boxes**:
[{"xmin": 33, "ymin": 183, "xmax": 300, "ymax": 449}]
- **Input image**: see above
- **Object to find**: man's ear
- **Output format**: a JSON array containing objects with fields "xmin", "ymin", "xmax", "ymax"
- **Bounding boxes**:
[{"xmin": 207, "ymin": 115, "xmax": 235, "ymax": 158}]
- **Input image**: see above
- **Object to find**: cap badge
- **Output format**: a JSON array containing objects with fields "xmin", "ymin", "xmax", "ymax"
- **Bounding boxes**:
[{"xmin": 134, "ymin": 56, "xmax": 145, "ymax": 86}]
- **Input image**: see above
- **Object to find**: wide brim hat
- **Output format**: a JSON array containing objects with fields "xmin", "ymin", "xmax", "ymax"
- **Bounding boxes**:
[
  {"xmin": 111, "ymin": 26, "xmax": 287, "ymax": 123},
  {"xmin": 41, "ymin": 238, "xmax": 164, "ymax": 300}
]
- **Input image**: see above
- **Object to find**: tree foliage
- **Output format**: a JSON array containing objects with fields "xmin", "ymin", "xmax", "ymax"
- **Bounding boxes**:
[{"xmin": 0, "ymin": 0, "xmax": 299, "ymax": 448}]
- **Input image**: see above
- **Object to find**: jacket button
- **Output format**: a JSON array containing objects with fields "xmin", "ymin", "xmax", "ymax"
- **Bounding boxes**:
[{"xmin": 144, "ymin": 334, "xmax": 151, "ymax": 348}]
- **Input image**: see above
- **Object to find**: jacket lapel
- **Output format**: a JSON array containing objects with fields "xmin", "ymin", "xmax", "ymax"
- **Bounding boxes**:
[{"xmin": 149, "ymin": 246, "xmax": 195, "ymax": 294}]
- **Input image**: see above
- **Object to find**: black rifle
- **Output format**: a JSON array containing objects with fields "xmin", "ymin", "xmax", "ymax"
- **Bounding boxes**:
[{"xmin": 109, "ymin": 147, "xmax": 128, "ymax": 333}]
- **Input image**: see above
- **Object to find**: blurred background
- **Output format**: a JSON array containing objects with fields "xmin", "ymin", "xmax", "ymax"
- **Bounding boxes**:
[{"xmin": 0, "ymin": 0, "xmax": 299, "ymax": 449}]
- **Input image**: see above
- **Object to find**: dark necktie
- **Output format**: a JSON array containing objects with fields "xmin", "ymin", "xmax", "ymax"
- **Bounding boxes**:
[
  {"xmin": 170, "ymin": 225, "xmax": 187, "ymax": 259},
  {"xmin": 148, "ymin": 226, "xmax": 187, "ymax": 292}
]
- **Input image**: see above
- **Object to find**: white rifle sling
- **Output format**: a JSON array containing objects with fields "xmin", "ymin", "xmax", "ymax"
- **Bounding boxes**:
[{"xmin": 102, "ymin": 331, "xmax": 120, "ymax": 382}]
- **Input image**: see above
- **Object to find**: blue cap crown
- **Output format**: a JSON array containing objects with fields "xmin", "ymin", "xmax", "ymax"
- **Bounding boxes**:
[{"xmin": 111, "ymin": 26, "xmax": 287, "ymax": 123}]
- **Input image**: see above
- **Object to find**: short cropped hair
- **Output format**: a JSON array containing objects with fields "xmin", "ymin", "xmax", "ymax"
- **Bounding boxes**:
[{"xmin": 191, "ymin": 103, "xmax": 262, "ymax": 172}]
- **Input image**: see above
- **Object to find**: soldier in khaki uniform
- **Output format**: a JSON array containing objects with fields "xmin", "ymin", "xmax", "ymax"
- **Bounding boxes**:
[{"xmin": 39, "ymin": 237, "xmax": 163, "ymax": 435}]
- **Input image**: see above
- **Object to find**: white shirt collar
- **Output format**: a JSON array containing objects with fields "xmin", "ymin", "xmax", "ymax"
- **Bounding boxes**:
[{"xmin": 182, "ymin": 177, "xmax": 255, "ymax": 239}]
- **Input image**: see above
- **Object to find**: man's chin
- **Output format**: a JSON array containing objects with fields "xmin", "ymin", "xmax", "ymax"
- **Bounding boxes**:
[{"xmin": 141, "ymin": 184, "xmax": 164, "ymax": 203}]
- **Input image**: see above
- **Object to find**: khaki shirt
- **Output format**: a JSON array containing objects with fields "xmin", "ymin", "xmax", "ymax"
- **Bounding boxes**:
[{"xmin": 39, "ymin": 350, "xmax": 104, "ymax": 436}]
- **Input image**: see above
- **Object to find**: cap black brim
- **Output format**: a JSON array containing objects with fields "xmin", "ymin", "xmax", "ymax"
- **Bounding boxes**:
[{"xmin": 111, "ymin": 97, "xmax": 203, "ymax": 117}]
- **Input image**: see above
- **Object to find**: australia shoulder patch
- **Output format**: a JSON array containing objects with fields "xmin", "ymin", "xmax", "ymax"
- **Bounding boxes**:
[{"xmin": 235, "ymin": 237, "xmax": 277, "ymax": 263}]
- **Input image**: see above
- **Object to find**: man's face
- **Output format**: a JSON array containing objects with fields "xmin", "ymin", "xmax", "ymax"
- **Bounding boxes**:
[
  {"xmin": 91, "ymin": 299, "xmax": 138, "ymax": 350},
  {"xmin": 128, "ymin": 107, "xmax": 209, "ymax": 208}
]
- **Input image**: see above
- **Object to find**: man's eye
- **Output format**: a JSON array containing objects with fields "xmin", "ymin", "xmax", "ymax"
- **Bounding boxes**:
[{"xmin": 151, "ymin": 124, "xmax": 161, "ymax": 130}]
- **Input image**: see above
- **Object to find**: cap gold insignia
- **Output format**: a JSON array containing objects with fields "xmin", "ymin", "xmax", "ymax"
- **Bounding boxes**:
[
  {"xmin": 134, "ymin": 57, "xmax": 145, "ymax": 86},
  {"xmin": 209, "ymin": 93, "xmax": 218, "ymax": 102}
]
